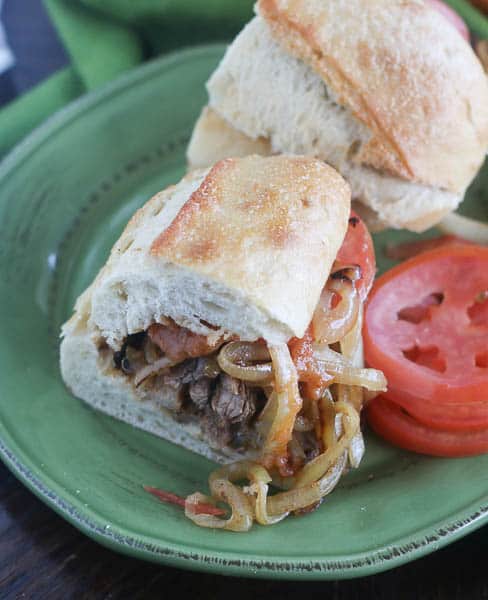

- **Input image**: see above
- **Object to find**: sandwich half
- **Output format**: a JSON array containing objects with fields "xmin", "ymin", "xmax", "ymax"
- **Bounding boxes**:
[
  {"xmin": 61, "ymin": 155, "xmax": 386, "ymax": 529},
  {"xmin": 187, "ymin": 0, "xmax": 488, "ymax": 232}
]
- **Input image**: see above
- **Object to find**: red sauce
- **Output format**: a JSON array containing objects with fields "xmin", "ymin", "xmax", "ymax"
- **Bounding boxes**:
[{"xmin": 288, "ymin": 326, "xmax": 333, "ymax": 401}]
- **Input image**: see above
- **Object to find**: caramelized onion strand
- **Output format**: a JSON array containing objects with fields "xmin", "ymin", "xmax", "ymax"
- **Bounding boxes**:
[
  {"xmin": 312, "ymin": 277, "xmax": 360, "ymax": 344},
  {"xmin": 313, "ymin": 345, "xmax": 387, "ymax": 391},
  {"xmin": 295, "ymin": 401, "xmax": 359, "ymax": 488},
  {"xmin": 218, "ymin": 341, "xmax": 273, "ymax": 383},
  {"xmin": 261, "ymin": 344, "xmax": 302, "ymax": 472},
  {"xmin": 266, "ymin": 452, "xmax": 347, "ymax": 516}
]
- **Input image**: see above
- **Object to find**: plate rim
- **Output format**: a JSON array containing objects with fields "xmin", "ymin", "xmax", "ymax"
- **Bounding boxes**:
[{"xmin": 0, "ymin": 44, "xmax": 487, "ymax": 580}]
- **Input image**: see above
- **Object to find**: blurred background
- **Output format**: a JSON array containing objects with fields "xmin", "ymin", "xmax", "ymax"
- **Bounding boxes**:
[
  {"xmin": 0, "ymin": 0, "xmax": 258, "ymax": 156},
  {"xmin": 1, "ymin": 0, "xmax": 67, "ymax": 105},
  {"xmin": 0, "ymin": 0, "xmax": 487, "ymax": 158}
]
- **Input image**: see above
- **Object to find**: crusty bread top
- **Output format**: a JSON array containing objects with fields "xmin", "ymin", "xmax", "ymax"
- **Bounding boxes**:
[
  {"xmin": 258, "ymin": 0, "xmax": 488, "ymax": 194},
  {"xmin": 75, "ymin": 156, "xmax": 350, "ymax": 348},
  {"xmin": 151, "ymin": 155, "xmax": 350, "ymax": 333}
]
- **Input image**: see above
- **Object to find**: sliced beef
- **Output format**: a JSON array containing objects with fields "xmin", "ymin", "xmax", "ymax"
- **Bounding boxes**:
[
  {"xmin": 159, "ymin": 357, "xmax": 218, "ymax": 411},
  {"xmin": 161, "ymin": 357, "xmax": 213, "ymax": 386},
  {"xmin": 162, "ymin": 359, "xmax": 200, "ymax": 389},
  {"xmin": 201, "ymin": 408, "xmax": 233, "ymax": 449},
  {"xmin": 199, "ymin": 374, "xmax": 260, "ymax": 450},
  {"xmin": 115, "ymin": 328, "xmax": 261, "ymax": 451},
  {"xmin": 211, "ymin": 374, "xmax": 256, "ymax": 424},
  {"xmin": 189, "ymin": 378, "xmax": 213, "ymax": 409},
  {"xmin": 203, "ymin": 374, "xmax": 259, "ymax": 450}
]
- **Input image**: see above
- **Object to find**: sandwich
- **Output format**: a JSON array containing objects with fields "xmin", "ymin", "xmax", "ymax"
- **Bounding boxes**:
[
  {"xmin": 187, "ymin": 0, "xmax": 488, "ymax": 233},
  {"xmin": 60, "ymin": 155, "xmax": 386, "ymax": 530}
]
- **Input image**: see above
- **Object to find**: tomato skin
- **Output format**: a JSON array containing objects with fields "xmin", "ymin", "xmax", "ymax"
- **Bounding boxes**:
[
  {"xmin": 364, "ymin": 243, "xmax": 488, "ymax": 454},
  {"xmin": 364, "ymin": 244, "xmax": 488, "ymax": 405},
  {"xmin": 383, "ymin": 388, "xmax": 488, "ymax": 432},
  {"xmin": 367, "ymin": 396, "xmax": 488, "ymax": 458},
  {"xmin": 336, "ymin": 211, "xmax": 376, "ymax": 301}
]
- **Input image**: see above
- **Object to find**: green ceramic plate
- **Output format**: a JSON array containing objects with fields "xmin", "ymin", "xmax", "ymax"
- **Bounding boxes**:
[{"xmin": 0, "ymin": 46, "xmax": 487, "ymax": 580}]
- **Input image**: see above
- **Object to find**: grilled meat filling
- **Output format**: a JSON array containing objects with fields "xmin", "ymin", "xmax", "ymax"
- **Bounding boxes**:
[{"xmin": 113, "ymin": 330, "xmax": 264, "ymax": 451}]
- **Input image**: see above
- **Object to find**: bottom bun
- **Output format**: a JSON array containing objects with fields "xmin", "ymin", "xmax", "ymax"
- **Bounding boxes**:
[{"xmin": 60, "ymin": 324, "xmax": 251, "ymax": 465}]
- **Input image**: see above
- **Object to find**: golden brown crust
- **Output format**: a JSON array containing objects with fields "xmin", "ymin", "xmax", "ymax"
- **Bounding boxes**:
[
  {"xmin": 152, "ymin": 160, "xmax": 228, "ymax": 259},
  {"xmin": 152, "ymin": 156, "xmax": 349, "ymax": 261},
  {"xmin": 258, "ymin": 0, "xmax": 488, "ymax": 193},
  {"xmin": 151, "ymin": 155, "xmax": 351, "ymax": 337}
]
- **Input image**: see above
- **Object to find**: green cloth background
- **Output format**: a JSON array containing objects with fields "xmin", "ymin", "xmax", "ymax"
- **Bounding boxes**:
[
  {"xmin": 0, "ymin": 0, "xmax": 487, "ymax": 158},
  {"xmin": 0, "ymin": 0, "xmax": 255, "ymax": 156}
]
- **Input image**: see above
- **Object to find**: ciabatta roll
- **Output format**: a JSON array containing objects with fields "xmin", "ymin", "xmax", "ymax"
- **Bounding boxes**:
[{"xmin": 188, "ymin": 0, "xmax": 488, "ymax": 232}]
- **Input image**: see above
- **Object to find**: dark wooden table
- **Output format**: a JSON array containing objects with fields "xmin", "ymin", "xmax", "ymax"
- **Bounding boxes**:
[{"xmin": 1, "ymin": 2, "xmax": 487, "ymax": 598}]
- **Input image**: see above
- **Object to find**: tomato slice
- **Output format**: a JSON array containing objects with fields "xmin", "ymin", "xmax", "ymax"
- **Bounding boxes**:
[
  {"xmin": 367, "ymin": 396, "xmax": 488, "ymax": 457},
  {"xmin": 364, "ymin": 245, "xmax": 488, "ymax": 406},
  {"xmin": 383, "ymin": 388, "xmax": 488, "ymax": 432},
  {"xmin": 337, "ymin": 211, "xmax": 376, "ymax": 301}
]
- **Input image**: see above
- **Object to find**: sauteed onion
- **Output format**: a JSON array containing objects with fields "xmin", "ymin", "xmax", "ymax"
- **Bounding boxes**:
[
  {"xmin": 314, "ymin": 345, "xmax": 387, "ymax": 391},
  {"xmin": 217, "ymin": 341, "xmax": 273, "ymax": 383},
  {"xmin": 141, "ymin": 249, "xmax": 386, "ymax": 530},
  {"xmin": 312, "ymin": 273, "xmax": 360, "ymax": 344}
]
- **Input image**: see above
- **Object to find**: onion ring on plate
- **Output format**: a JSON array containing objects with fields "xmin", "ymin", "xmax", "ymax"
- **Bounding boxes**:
[
  {"xmin": 294, "ymin": 401, "xmax": 359, "ymax": 488},
  {"xmin": 247, "ymin": 463, "xmax": 289, "ymax": 525},
  {"xmin": 266, "ymin": 452, "xmax": 348, "ymax": 516},
  {"xmin": 185, "ymin": 463, "xmax": 255, "ymax": 531}
]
